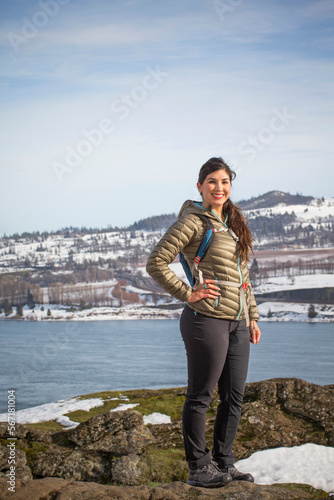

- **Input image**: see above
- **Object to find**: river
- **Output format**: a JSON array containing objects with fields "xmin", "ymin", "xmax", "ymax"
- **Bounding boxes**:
[{"xmin": 0, "ymin": 320, "xmax": 333, "ymax": 412}]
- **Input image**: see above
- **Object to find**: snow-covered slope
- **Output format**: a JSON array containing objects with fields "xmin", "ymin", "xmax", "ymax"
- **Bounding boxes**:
[{"xmin": 0, "ymin": 196, "xmax": 333, "ymax": 274}]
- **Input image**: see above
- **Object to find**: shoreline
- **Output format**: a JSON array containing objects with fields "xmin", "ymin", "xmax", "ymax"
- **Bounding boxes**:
[{"xmin": 1, "ymin": 302, "xmax": 333, "ymax": 322}]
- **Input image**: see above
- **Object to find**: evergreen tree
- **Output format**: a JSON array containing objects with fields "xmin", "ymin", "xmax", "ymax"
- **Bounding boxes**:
[
  {"xmin": 308, "ymin": 304, "xmax": 317, "ymax": 319},
  {"xmin": 4, "ymin": 299, "xmax": 13, "ymax": 316},
  {"xmin": 16, "ymin": 304, "xmax": 23, "ymax": 316},
  {"xmin": 47, "ymin": 309, "xmax": 52, "ymax": 317},
  {"xmin": 27, "ymin": 288, "xmax": 35, "ymax": 309}
]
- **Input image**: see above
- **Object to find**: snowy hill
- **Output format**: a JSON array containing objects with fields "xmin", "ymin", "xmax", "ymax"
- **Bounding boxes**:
[
  {"xmin": 238, "ymin": 190, "xmax": 314, "ymax": 210},
  {"xmin": 0, "ymin": 192, "xmax": 333, "ymax": 322}
]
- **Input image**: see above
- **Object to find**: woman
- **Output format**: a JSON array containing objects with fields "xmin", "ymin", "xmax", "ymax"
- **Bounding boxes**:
[{"xmin": 146, "ymin": 157, "xmax": 261, "ymax": 488}]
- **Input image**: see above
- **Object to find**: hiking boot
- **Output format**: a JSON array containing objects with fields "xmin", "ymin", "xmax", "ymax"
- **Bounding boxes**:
[
  {"xmin": 187, "ymin": 461, "xmax": 232, "ymax": 488},
  {"xmin": 222, "ymin": 465, "xmax": 254, "ymax": 482}
]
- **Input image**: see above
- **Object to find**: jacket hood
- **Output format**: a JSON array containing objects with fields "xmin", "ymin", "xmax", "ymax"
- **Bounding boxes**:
[{"xmin": 178, "ymin": 200, "xmax": 216, "ymax": 221}]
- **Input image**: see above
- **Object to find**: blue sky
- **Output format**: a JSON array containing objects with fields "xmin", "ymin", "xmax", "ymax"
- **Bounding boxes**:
[{"xmin": 1, "ymin": 0, "xmax": 333, "ymax": 236}]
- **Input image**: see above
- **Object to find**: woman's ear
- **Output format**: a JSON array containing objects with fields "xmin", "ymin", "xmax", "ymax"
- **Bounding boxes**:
[{"xmin": 197, "ymin": 181, "xmax": 202, "ymax": 195}]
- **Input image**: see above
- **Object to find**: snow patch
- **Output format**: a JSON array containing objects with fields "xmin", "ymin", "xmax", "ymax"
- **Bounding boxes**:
[
  {"xmin": 235, "ymin": 443, "xmax": 334, "ymax": 493},
  {"xmin": 143, "ymin": 412, "xmax": 171, "ymax": 425}
]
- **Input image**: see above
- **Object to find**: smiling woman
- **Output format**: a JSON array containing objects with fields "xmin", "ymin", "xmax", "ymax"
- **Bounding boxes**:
[{"xmin": 146, "ymin": 156, "xmax": 261, "ymax": 488}]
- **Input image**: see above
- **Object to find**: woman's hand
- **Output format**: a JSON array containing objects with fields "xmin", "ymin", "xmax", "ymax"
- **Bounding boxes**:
[
  {"xmin": 188, "ymin": 279, "xmax": 221, "ymax": 303},
  {"xmin": 249, "ymin": 321, "xmax": 261, "ymax": 344}
]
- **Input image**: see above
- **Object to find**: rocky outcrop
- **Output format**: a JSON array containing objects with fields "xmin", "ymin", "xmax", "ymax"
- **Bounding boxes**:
[
  {"xmin": 0, "ymin": 476, "xmax": 329, "ymax": 499},
  {"xmin": 0, "ymin": 378, "xmax": 332, "ymax": 497},
  {"xmin": 66, "ymin": 409, "xmax": 154, "ymax": 453},
  {"xmin": 230, "ymin": 378, "xmax": 334, "ymax": 460}
]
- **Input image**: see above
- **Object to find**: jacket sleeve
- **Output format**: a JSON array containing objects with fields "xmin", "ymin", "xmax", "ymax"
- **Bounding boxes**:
[
  {"xmin": 146, "ymin": 215, "xmax": 199, "ymax": 302},
  {"xmin": 248, "ymin": 285, "xmax": 259, "ymax": 322},
  {"xmin": 241, "ymin": 260, "xmax": 260, "ymax": 322},
  {"xmin": 245, "ymin": 266, "xmax": 259, "ymax": 321}
]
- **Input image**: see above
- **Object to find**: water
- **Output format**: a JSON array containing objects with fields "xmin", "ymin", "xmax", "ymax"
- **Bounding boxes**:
[{"xmin": 0, "ymin": 320, "xmax": 333, "ymax": 413}]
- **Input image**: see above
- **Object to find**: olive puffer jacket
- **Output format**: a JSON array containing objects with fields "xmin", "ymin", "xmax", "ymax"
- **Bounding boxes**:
[{"xmin": 146, "ymin": 200, "xmax": 259, "ymax": 322}]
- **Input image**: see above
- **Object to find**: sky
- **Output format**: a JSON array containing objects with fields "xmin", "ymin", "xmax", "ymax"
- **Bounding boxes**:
[{"xmin": 1, "ymin": 0, "xmax": 334, "ymax": 236}]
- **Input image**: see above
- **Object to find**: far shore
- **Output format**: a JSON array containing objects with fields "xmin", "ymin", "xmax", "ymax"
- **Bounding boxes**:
[{"xmin": 1, "ymin": 302, "xmax": 333, "ymax": 322}]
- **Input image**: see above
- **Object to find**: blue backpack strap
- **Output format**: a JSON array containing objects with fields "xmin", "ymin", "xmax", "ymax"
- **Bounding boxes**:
[
  {"xmin": 180, "ymin": 214, "xmax": 215, "ymax": 287},
  {"xmin": 193, "ymin": 214, "xmax": 215, "ymax": 264},
  {"xmin": 180, "ymin": 252, "xmax": 195, "ymax": 287}
]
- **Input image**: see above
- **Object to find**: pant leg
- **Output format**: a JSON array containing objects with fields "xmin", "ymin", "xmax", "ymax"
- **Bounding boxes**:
[
  {"xmin": 180, "ymin": 305, "xmax": 230, "ymax": 470},
  {"xmin": 212, "ymin": 319, "xmax": 250, "ymax": 467}
]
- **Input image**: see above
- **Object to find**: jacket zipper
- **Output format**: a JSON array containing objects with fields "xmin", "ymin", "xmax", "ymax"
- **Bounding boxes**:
[
  {"xmin": 195, "ymin": 205, "xmax": 244, "ymax": 316},
  {"xmin": 236, "ymin": 255, "xmax": 243, "ymax": 319}
]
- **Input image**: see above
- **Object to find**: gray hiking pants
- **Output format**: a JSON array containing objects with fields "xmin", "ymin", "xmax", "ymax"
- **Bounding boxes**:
[{"xmin": 180, "ymin": 305, "xmax": 250, "ymax": 470}]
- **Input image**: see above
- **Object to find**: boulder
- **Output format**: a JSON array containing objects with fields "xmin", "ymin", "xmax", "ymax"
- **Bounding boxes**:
[
  {"xmin": 0, "ymin": 444, "xmax": 33, "ymax": 481},
  {"xmin": 30, "ymin": 446, "xmax": 112, "ymax": 483},
  {"xmin": 0, "ymin": 423, "xmax": 28, "ymax": 439},
  {"xmin": 66, "ymin": 409, "xmax": 155, "ymax": 453},
  {"xmin": 243, "ymin": 378, "xmax": 334, "ymax": 447}
]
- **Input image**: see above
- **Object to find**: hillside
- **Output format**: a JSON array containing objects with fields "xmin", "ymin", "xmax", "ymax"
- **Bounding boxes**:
[
  {"xmin": 238, "ymin": 190, "xmax": 315, "ymax": 210},
  {"xmin": 0, "ymin": 191, "xmax": 333, "ymax": 319}
]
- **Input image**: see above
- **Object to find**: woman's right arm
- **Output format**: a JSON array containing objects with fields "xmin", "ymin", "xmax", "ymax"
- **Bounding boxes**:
[
  {"xmin": 147, "ymin": 216, "xmax": 222, "ymax": 304},
  {"xmin": 146, "ymin": 216, "xmax": 198, "ymax": 302}
]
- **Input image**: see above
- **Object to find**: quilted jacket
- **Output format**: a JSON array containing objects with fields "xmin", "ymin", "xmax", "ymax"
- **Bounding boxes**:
[{"xmin": 146, "ymin": 200, "xmax": 259, "ymax": 322}]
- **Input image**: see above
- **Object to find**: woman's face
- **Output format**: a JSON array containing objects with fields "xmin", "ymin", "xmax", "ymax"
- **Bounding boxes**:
[{"xmin": 197, "ymin": 168, "xmax": 231, "ymax": 216}]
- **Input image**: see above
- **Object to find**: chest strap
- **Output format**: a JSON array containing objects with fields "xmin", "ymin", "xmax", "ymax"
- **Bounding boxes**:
[{"xmin": 194, "ymin": 271, "xmax": 250, "ymax": 327}]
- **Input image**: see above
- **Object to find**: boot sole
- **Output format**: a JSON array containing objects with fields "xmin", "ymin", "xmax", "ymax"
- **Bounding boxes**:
[{"xmin": 187, "ymin": 479, "xmax": 230, "ymax": 488}]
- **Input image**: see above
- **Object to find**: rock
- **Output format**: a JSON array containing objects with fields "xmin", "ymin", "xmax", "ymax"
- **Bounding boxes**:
[
  {"xmin": 111, "ymin": 453, "xmax": 141, "ymax": 485},
  {"xmin": 0, "ymin": 476, "xmax": 328, "ymax": 499},
  {"xmin": 66, "ymin": 410, "xmax": 155, "ymax": 453},
  {"xmin": 242, "ymin": 378, "xmax": 334, "ymax": 448},
  {"xmin": 26, "ymin": 428, "xmax": 53, "ymax": 444},
  {"xmin": 27, "ymin": 410, "xmax": 154, "ymax": 483},
  {"xmin": 0, "ymin": 444, "xmax": 28, "ymax": 470},
  {"xmin": 0, "ymin": 423, "xmax": 28, "ymax": 439},
  {"xmin": 30, "ymin": 446, "xmax": 112, "ymax": 483},
  {"xmin": 28, "ymin": 445, "xmax": 69, "ymax": 477},
  {"xmin": 0, "ymin": 444, "xmax": 33, "ymax": 482}
]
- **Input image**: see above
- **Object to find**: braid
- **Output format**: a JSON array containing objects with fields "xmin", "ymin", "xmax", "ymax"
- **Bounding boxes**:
[{"xmin": 224, "ymin": 198, "xmax": 254, "ymax": 261}]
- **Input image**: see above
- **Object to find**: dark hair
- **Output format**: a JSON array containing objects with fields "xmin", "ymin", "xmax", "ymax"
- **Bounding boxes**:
[
  {"xmin": 198, "ymin": 157, "xmax": 254, "ymax": 261},
  {"xmin": 198, "ymin": 157, "xmax": 236, "ymax": 185}
]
